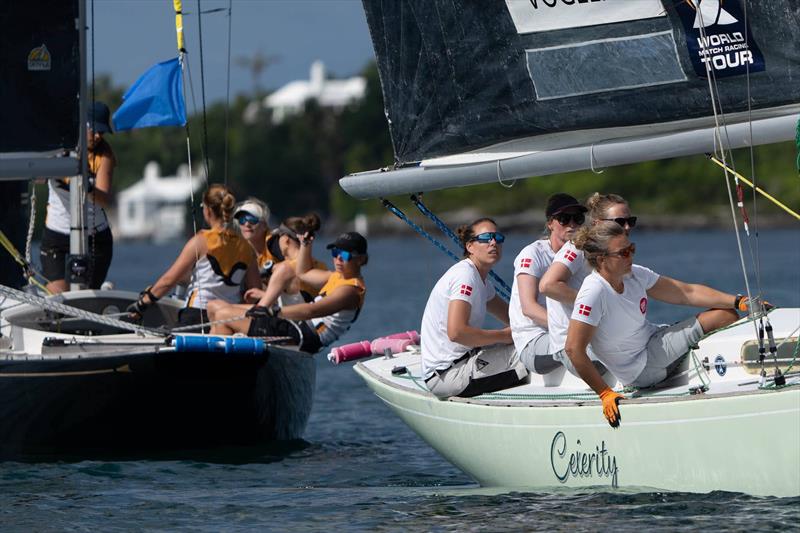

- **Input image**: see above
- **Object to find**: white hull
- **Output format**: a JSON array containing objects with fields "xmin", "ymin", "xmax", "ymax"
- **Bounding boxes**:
[{"xmin": 355, "ymin": 309, "xmax": 800, "ymax": 497}]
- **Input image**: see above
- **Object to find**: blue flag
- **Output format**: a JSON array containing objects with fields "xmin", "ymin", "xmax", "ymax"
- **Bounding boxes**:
[{"xmin": 113, "ymin": 57, "xmax": 186, "ymax": 131}]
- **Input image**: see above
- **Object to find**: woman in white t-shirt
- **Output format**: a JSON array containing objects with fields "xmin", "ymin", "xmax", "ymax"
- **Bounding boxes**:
[
  {"xmin": 510, "ymin": 193, "xmax": 587, "ymax": 376},
  {"xmin": 564, "ymin": 222, "xmax": 754, "ymax": 428},
  {"xmin": 421, "ymin": 218, "xmax": 526, "ymax": 399},
  {"xmin": 540, "ymin": 192, "xmax": 636, "ymax": 362}
]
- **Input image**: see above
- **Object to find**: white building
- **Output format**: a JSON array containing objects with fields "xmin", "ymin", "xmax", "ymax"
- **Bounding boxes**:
[
  {"xmin": 116, "ymin": 161, "xmax": 205, "ymax": 242},
  {"xmin": 244, "ymin": 60, "xmax": 366, "ymax": 124}
]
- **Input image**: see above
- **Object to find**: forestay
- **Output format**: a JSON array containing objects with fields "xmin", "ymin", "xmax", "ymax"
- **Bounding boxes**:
[{"xmin": 341, "ymin": 0, "xmax": 800, "ymax": 198}]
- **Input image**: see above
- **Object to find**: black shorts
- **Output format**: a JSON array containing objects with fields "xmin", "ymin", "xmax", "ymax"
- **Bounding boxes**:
[
  {"xmin": 40, "ymin": 227, "xmax": 113, "ymax": 289},
  {"xmin": 247, "ymin": 315, "xmax": 322, "ymax": 353}
]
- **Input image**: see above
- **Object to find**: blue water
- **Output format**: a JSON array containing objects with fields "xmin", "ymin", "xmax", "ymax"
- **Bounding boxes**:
[{"xmin": 6, "ymin": 230, "xmax": 799, "ymax": 530}]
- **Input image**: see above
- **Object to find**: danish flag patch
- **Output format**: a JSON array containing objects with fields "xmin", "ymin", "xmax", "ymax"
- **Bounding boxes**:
[
  {"xmin": 520, "ymin": 258, "xmax": 532, "ymax": 269},
  {"xmin": 564, "ymin": 250, "xmax": 577, "ymax": 262},
  {"xmin": 460, "ymin": 284, "xmax": 473, "ymax": 296},
  {"xmin": 578, "ymin": 304, "xmax": 592, "ymax": 316}
]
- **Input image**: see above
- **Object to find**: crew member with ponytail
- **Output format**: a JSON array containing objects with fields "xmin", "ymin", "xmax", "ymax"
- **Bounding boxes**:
[
  {"xmin": 127, "ymin": 184, "xmax": 260, "ymax": 324},
  {"xmin": 420, "ymin": 217, "xmax": 527, "ymax": 399},
  {"xmin": 564, "ymin": 222, "xmax": 762, "ymax": 428}
]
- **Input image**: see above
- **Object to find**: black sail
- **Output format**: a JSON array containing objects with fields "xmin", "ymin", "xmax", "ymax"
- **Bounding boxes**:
[
  {"xmin": 0, "ymin": 1, "xmax": 80, "ymax": 153},
  {"xmin": 360, "ymin": 0, "xmax": 800, "ymax": 168}
]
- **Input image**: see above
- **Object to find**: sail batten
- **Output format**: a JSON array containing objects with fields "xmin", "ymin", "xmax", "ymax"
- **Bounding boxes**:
[{"xmin": 344, "ymin": 1, "xmax": 800, "ymax": 198}]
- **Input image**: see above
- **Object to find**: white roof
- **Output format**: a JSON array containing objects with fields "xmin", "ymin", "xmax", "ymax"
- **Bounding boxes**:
[
  {"xmin": 118, "ymin": 161, "xmax": 204, "ymax": 202},
  {"xmin": 264, "ymin": 60, "xmax": 366, "ymax": 110}
]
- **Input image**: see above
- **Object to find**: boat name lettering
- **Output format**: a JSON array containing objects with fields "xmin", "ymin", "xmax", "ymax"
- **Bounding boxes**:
[{"xmin": 550, "ymin": 431, "xmax": 618, "ymax": 488}]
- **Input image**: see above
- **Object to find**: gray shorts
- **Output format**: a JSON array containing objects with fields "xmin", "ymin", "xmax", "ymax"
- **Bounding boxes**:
[
  {"xmin": 629, "ymin": 316, "xmax": 704, "ymax": 388},
  {"xmin": 518, "ymin": 333, "xmax": 561, "ymax": 375},
  {"xmin": 426, "ymin": 344, "xmax": 527, "ymax": 399}
]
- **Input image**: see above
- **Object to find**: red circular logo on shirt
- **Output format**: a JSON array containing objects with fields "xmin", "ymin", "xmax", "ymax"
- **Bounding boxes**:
[{"xmin": 640, "ymin": 297, "xmax": 648, "ymax": 314}]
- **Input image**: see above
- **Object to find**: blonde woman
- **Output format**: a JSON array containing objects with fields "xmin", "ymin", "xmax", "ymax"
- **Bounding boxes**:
[
  {"xmin": 127, "ymin": 184, "xmax": 260, "ymax": 325},
  {"xmin": 565, "ymin": 222, "xmax": 754, "ymax": 428}
]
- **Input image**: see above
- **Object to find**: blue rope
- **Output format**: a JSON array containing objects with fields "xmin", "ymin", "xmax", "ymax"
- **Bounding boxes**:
[
  {"xmin": 381, "ymin": 199, "xmax": 510, "ymax": 301},
  {"xmin": 410, "ymin": 196, "xmax": 513, "ymax": 297}
]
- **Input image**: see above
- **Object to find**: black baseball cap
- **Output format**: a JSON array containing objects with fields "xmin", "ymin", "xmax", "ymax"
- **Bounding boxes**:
[
  {"xmin": 88, "ymin": 101, "xmax": 113, "ymax": 134},
  {"xmin": 326, "ymin": 231, "xmax": 367, "ymax": 254},
  {"xmin": 545, "ymin": 193, "xmax": 587, "ymax": 217}
]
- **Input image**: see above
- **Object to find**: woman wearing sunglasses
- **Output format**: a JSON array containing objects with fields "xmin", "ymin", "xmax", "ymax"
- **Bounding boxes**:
[
  {"xmin": 208, "ymin": 231, "xmax": 367, "ymax": 354},
  {"xmin": 509, "ymin": 193, "xmax": 587, "ymax": 381},
  {"xmin": 207, "ymin": 213, "xmax": 329, "ymax": 324},
  {"xmin": 421, "ymin": 218, "xmax": 527, "ymax": 399},
  {"xmin": 565, "ymin": 222, "xmax": 750, "ymax": 428},
  {"xmin": 233, "ymin": 198, "xmax": 271, "ymax": 269},
  {"xmin": 127, "ymin": 184, "xmax": 261, "ymax": 326},
  {"xmin": 539, "ymin": 193, "xmax": 636, "ymax": 379}
]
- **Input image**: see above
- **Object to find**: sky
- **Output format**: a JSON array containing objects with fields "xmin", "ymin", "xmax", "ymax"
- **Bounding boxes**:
[{"xmin": 91, "ymin": 0, "xmax": 376, "ymax": 104}]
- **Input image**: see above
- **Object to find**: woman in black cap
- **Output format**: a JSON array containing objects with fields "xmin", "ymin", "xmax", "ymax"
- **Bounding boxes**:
[
  {"xmin": 509, "ymin": 193, "xmax": 587, "ymax": 381},
  {"xmin": 208, "ymin": 231, "xmax": 368, "ymax": 354},
  {"xmin": 539, "ymin": 192, "xmax": 637, "ymax": 378},
  {"xmin": 40, "ymin": 101, "xmax": 116, "ymax": 293}
]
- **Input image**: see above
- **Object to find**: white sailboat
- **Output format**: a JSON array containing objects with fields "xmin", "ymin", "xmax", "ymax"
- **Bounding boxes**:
[{"xmin": 341, "ymin": 0, "xmax": 800, "ymax": 496}]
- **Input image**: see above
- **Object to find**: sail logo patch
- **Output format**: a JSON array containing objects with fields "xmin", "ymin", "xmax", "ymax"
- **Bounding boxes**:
[
  {"xmin": 520, "ymin": 258, "xmax": 532, "ymax": 269},
  {"xmin": 564, "ymin": 250, "xmax": 577, "ymax": 262},
  {"xmin": 675, "ymin": 0, "xmax": 764, "ymax": 78},
  {"xmin": 459, "ymin": 284, "xmax": 473, "ymax": 296},
  {"xmin": 504, "ymin": 0, "xmax": 664, "ymax": 34},
  {"xmin": 639, "ymin": 297, "xmax": 647, "ymax": 314},
  {"xmin": 691, "ymin": 0, "xmax": 737, "ymax": 28},
  {"xmin": 27, "ymin": 44, "xmax": 51, "ymax": 71},
  {"xmin": 577, "ymin": 304, "xmax": 591, "ymax": 317}
]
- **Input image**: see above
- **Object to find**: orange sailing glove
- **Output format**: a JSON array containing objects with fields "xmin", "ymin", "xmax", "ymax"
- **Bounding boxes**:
[
  {"xmin": 734, "ymin": 294, "xmax": 774, "ymax": 313},
  {"xmin": 598, "ymin": 387, "xmax": 625, "ymax": 428}
]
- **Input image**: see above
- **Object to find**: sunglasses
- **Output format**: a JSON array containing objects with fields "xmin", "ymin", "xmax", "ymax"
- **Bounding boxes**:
[
  {"xmin": 236, "ymin": 213, "xmax": 261, "ymax": 226},
  {"xmin": 331, "ymin": 248, "xmax": 360, "ymax": 262},
  {"xmin": 605, "ymin": 243, "xmax": 636, "ymax": 258},
  {"xmin": 471, "ymin": 232, "xmax": 505, "ymax": 244},
  {"xmin": 601, "ymin": 216, "xmax": 638, "ymax": 228},
  {"xmin": 554, "ymin": 212, "xmax": 585, "ymax": 226}
]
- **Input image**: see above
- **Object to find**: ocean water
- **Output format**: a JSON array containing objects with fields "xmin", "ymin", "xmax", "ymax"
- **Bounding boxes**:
[{"xmin": 5, "ymin": 230, "xmax": 799, "ymax": 531}]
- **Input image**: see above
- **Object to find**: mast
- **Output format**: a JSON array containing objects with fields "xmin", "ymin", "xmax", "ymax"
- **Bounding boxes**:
[{"xmin": 70, "ymin": 0, "xmax": 88, "ymax": 291}]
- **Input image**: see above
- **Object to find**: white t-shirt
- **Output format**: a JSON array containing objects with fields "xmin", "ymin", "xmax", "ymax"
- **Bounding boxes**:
[
  {"xmin": 570, "ymin": 264, "xmax": 661, "ymax": 384},
  {"xmin": 420, "ymin": 259, "xmax": 496, "ymax": 379},
  {"xmin": 546, "ymin": 241, "xmax": 592, "ymax": 353},
  {"xmin": 509, "ymin": 239, "xmax": 554, "ymax": 353}
]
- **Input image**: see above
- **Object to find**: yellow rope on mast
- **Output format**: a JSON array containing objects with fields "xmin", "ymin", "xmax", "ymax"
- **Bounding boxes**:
[
  {"xmin": 173, "ymin": 0, "xmax": 185, "ymax": 53},
  {"xmin": 707, "ymin": 155, "xmax": 800, "ymax": 221},
  {"xmin": 0, "ymin": 230, "xmax": 51, "ymax": 295}
]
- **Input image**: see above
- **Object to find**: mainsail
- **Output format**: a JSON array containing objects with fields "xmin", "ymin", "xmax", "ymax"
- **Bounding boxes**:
[
  {"xmin": 340, "ymin": 0, "xmax": 800, "ymax": 198},
  {"xmin": 0, "ymin": 1, "xmax": 81, "ymax": 178}
]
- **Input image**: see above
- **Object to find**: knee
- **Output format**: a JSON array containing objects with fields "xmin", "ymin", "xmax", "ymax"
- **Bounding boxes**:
[
  {"xmin": 206, "ymin": 300, "xmax": 225, "ymax": 319},
  {"xmin": 698, "ymin": 308, "xmax": 738, "ymax": 333}
]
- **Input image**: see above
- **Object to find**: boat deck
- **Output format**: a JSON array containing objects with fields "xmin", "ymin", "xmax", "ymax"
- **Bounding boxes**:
[{"xmin": 358, "ymin": 308, "xmax": 800, "ymax": 407}]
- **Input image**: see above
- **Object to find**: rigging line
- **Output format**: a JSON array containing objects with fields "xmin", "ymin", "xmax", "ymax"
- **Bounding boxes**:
[
  {"xmin": 742, "ymin": 0, "xmax": 764, "ymax": 302},
  {"xmin": 496, "ymin": 160, "xmax": 515, "ymax": 188},
  {"xmin": 706, "ymin": 156, "xmax": 800, "ymax": 221},
  {"xmin": 410, "ymin": 195, "xmax": 513, "ymax": 297},
  {"xmin": 223, "ymin": 0, "xmax": 232, "ymax": 187},
  {"xmin": 196, "ymin": 0, "xmax": 211, "ymax": 181},
  {"xmin": 382, "ymin": 199, "xmax": 511, "ymax": 301},
  {"xmin": 695, "ymin": 8, "xmax": 756, "ymax": 323},
  {"xmin": 0, "ymin": 284, "xmax": 159, "ymax": 336}
]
